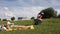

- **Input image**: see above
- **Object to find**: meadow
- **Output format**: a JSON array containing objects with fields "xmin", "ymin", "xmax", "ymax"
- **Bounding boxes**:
[{"xmin": 0, "ymin": 18, "xmax": 60, "ymax": 34}]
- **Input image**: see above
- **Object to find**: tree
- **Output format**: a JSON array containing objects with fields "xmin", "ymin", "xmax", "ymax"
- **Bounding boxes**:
[
  {"xmin": 40, "ymin": 7, "xmax": 57, "ymax": 18},
  {"xmin": 31, "ymin": 17, "xmax": 35, "ymax": 19},
  {"xmin": 11, "ymin": 17, "xmax": 15, "ymax": 21},
  {"xmin": 2, "ymin": 19, "xmax": 7, "ymax": 21},
  {"xmin": 53, "ymin": 11, "xmax": 57, "ymax": 18},
  {"xmin": 18, "ymin": 17, "xmax": 23, "ymax": 20}
]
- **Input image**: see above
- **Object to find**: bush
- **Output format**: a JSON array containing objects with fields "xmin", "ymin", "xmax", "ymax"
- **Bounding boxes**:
[
  {"xmin": 2, "ymin": 19, "xmax": 7, "ymax": 21},
  {"xmin": 31, "ymin": 17, "xmax": 35, "ymax": 19},
  {"xmin": 18, "ymin": 17, "xmax": 23, "ymax": 20},
  {"xmin": 11, "ymin": 17, "xmax": 15, "ymax": 21}
]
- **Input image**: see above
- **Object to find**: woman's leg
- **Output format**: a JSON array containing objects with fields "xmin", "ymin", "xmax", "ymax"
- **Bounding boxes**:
[{"xmin": 16, "ymin": 26, "xmax": 31, "ymax": 29}]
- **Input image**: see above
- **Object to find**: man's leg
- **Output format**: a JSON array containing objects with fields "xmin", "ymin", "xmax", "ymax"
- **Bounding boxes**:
[
  {"xmin": 34, "ymin": 19, "xmax": 39, "ymax": 25},
  {"xmin": 38, "ymin": 20, "xmax": 42, "ymax": 25}
]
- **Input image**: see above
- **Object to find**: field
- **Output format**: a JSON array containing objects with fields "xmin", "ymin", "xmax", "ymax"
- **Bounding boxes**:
[{"xmin": 0, "ymin": 18, "xmax": 60, "ymax": 34}]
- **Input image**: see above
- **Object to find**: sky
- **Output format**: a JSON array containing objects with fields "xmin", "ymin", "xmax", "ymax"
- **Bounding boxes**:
[{"xmin": 0, "ymin": 0, "xmax": 60, "ymax": 20}]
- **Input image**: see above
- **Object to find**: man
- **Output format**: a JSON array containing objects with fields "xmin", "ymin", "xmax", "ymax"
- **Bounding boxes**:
[
  {"xmin": 37, "ymin": 13, "xmax": 44, "ymax": 21},
  {"xmin": 34, "ymin": 13, "xmax": 44, "ymax": 25}
]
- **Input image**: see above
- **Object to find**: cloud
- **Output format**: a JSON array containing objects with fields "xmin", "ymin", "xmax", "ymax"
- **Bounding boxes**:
[
  {"xmin": 5, "ymin": 11, "xmax": 15, "ymax": 17},
  {"xmin": 51, "ymin": 0, "xmax": 60, "ymax": 6},
  {"xmin": 55, "ymin": 9, "xmax": 60, "ymax": 15},
  {"xmin": 3, "ymin": 7, "xmax": 15, "ymax": 17},
  {"xmin": 0, "ymin": 0, "xmax": 60, "ymax": 8},
  {"xmin": 0, "ymin": 6, "xmax": 46, "ymax": 20},
  {"xmin": 0, "ymin": 7, "xmax": 15, "ymax": 18},
  {"xmin": 0, "ymin": 0, "xmax": 17, "ymax": 1},
  {"xmin": 4, "ymin": 7, "xmax": 9, "ymax": 10},
  {"xmin": 10, "ymin": 6, "xmax": 46, "ymax": 18}
]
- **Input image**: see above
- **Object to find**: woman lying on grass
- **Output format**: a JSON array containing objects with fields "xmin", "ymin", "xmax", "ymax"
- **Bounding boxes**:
[
  {"xmin": 0, "ymin": 21, "xmax": 34, "ymax": 31},
  {"xmin": 5, "ymin": 21, "xmax": 34, "ymax": 31}
]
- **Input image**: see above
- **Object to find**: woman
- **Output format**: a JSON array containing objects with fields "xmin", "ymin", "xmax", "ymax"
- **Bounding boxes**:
[{"xmin": 6, "ymin": 21, "xmax": 34, "ymax": 30}]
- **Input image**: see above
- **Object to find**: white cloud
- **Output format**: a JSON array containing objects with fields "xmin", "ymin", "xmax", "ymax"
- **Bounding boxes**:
[
  {"xmin": 55, "ymin": 9, "xmax": 60, "ymax": 15},
  {"xmin": 51, "ymin": 0, "xmax": 60, "ymax": 6},
  {"xmin": 11, "ymin": 6, "xmax": 46, "ymax": 18},
  {"xmin": 3, "ymin": 7, "xmax": 15, "ymax": 17},
  {"xmin": 0, "ymin": 7, "xmax": 15, "ymax": 19},
  {"xmin": 4, "ymin": 7, "xmax": 8, "ymax": 10},
  {"xmin": 5, "ymin": 11, "xmax": 15, "ymax": 17}
]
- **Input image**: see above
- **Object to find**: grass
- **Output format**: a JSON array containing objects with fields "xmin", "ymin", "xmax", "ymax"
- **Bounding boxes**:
[{"xmin": 0, "ymin": 18, "xmax": 60, "ymax": 34}]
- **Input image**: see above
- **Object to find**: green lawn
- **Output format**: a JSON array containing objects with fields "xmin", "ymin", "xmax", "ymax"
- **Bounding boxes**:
[{"xmin": 0, "ymin": 18, "xmax": 60, "ymax": 34}]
